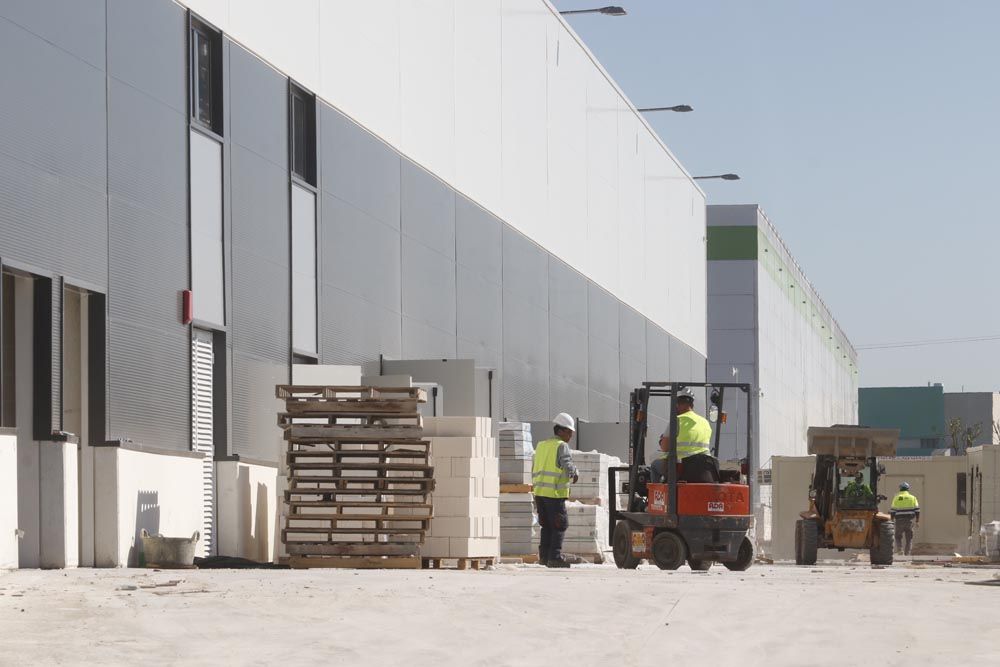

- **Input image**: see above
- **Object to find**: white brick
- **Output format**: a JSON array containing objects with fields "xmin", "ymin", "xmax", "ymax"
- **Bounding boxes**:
[
  {"xmin": 451, "ymin": 457, "xmax": 487, "ymax": 479},
  {"xmin": 448, "ymin": 537, "xmax": 499, "ymax": 558},
  {"xmin": 483, "ymin": 475, "xmax": 500, "ymax": 498},
  {"xmin": 430, "ymin": 437, "xmax": 481, "ymax": 458},
  {"xmin": 434, "ymin": 476, "xmax": 481, "ymax": 497},
  {"xmin": 421, "ymin": 536, "xmax": 450, "ymax": 558},
  {"xmin": 426, "ymin": 417, "xmax": 479, "ymax": 437},
  {"xmin": 433, "ymin": 496, "xmax": 498, "ymax": 517}
]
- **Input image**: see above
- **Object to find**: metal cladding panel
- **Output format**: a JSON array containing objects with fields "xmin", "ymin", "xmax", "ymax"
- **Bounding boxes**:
[
  {"xmin": 708, "ymin": 260, "xmax": 757, "ymax": 296},
  {"xmin": 588, "ymin": 389, "xmax": 620, "ymax": 424},
  {"xmin": 709, "ymin": 294, "xmax": 756, "ymax": 331},
  {"xmin": 708, "ymin": 329, "xmax": 756, "ymax": 365},
  {"xmin": 588, "ymin": 336, "xmax": 619, "ymax": 402},
  {"xmin": 619, "ymin": 353, "xmax": 646, "ymax": 419},
  {"xmin": 0, "ymin": 18, "xmax": 107, "ymax": 287},
  {"xmin": 503, "ymin": 354, "xmax": 548, "ymax": 423},
  {"xmin": 668, "ymin": 335, "xmax": 694, "ymax": 381},
  {"xmin": 502, "ymin": 227, "xmax": 547, "ymax": 308},
  {"xmin": 502, "ymin": 293, "xmax": 547, "ymax": 370},
  {"xmin": 549, "ymin": 315, "xmax": 587, "ymax": 388},
  {"xmin": 107, "ymin": 0, "xmax": 185, "ymax": 113},
  {"xmin": 108, "ymin": 79, "xmax": 187, "ymax": 224},
  {"xmin": 401, "ymin": 236, "xmax": 456, "ymax": 334},
  {"xmin": 322, "ymin": 194, "xmax": 401, "ymax": 312},
  {"xmin": 588, "ymin": 284, "xmax": 618, "ymax": 347},
  {"xmin": 646, "ymin": 321, "xmax": 671, "ymax": 383},
  {"xmin": 231, "ymin": 353, "xmax": 286, "ymax": 461},
  {"xmin": 550, "ymin": 378, "xmax": 588, "ymax": 421},
  {"xmin": 320, "ymin": 104, "xmax": 401, "ymax": 229},
  {"xmin": 401, "ymin": 317, "xmax": 457, "ymax": 360},
  {"xmin": 690, "ymin": 349, "xmax": 707, "ymax": 382},
  {"xmin": 230, "ymin": 45, "xmax": 288, "ymax": 168},
  {"xmin": 457, "ymin": 265, "xmax": 502, "ymax": 356},
  {"xmin": 0, "ymin": 0, "xmax": 106, "ymax": 69},
  {"xmin": 231, "ymin": 146, "xmax": 289, "ymax": 266},
  {"xmin": 619, "ymin": 305, "xmax": 646, "ymax": 362},
  {"xmin": 455, "ymin": 195, "xmax": 502, "ymax": 283},
  {"xmin": 50, "ymin": 278, "xmax": 63, "ymax": 432},
  {"xmin": 320, "ymin": 287, "xmax": 401, "ymax": 366},
  {"xmin": 108, "ymin": 321, "xmax": 189, "ymax": 450},
  {"xmin": 548, "ymin": 258, "xmax": 588, "ymax": 325},
  {"xmin": 231, "ymin": 246, "xmax": 288, "ymax": 362},
  {"xmin": 401, "ymin": 161, "xmax": 456, "ymax": 260}
]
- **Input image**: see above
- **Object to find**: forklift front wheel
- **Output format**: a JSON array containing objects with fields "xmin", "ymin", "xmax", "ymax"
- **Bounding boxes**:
[
  {"xmin": 651, "ymin": 531, "xmax": 686, "ymax": 570},
  {"xmin": 612, "ymin": 521, "xmax": 641, "ymax": 569},
  {"xmin": 723, "ymin": 536, "xmax": 754, "ymax": 571}
]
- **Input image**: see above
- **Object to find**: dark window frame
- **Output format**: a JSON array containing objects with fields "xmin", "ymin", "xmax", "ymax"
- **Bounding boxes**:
[
  {"xmin": 189, "ymin": 16, "xmax": 223, "ymax": 134},
  {"xmin": 957, "ymin": 471, "xmax": 967, "ymax": 515},
  {"xmin": 289, "ymin": 82, "xmax": 317, "ymax": 186}
]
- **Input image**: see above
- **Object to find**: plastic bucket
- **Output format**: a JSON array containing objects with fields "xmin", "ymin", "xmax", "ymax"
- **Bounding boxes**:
[{"xmin": 140, "ymin": 529, "xmax": 200, "ymax": 568}]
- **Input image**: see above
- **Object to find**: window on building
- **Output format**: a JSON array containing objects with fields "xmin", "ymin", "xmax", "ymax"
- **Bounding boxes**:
[
  {"xmin": 1, "ymin": 272, "xmax": 14, "ymax": 428},
  {"xmin": 291, "ymin": 184, "xmax": 317, "ymax": 355},
  {"xmin": 920, "ymin": 438, "xmax": 940, "ymax": 450},
  {"xmin": 957, "ymin": 472, "xmax": 967, "ymax": 515},
  {"xmin": 190, "ymin": 129, "xmax": 225, "ymax": 325},
  {"xmin": 190, "ymin": 18, "xmax": 222, "ymax": 133},
  {"xmin": 289, "ymin": 84, "xmax": 316, "ymax": 185}
]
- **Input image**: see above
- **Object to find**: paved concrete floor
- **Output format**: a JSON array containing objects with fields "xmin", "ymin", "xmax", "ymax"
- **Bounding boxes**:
[{"xmin": 0, "ymin": 563, "xmax": 997, "ymax": 667}]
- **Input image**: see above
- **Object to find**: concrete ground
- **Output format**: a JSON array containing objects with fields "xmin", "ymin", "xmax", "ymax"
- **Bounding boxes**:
[{"xmin": 0, "ymin": 563, "xmax": 997, "ymax": 667}]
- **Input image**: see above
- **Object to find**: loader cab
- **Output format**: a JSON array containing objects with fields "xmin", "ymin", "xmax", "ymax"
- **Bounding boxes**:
[{"xmin": 835, "ymin": 458, "xmax": 879, "ymax": 510}]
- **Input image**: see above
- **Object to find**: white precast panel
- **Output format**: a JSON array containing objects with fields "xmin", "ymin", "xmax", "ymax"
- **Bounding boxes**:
[{"xmin": 176, "ymin": 0, "xmax": 708, "ymax": 355}]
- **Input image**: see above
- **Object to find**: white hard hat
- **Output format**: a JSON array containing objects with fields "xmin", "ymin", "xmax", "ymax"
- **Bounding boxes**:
[
  {"xmin": 676, "ymin": 387, "xmax": 696, "ymax": 401},
  {"xmin": 553, "ymin": 412, "xmax": 576, "ymax": 431}
]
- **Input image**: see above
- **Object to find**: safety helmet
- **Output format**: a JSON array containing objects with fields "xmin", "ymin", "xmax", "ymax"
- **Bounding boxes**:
[
  {"xmin": 553, "ymin": 412, "xmax": 576, "ymax": 432},
  {"xmin": 899, "ymin": 482, "xmax": 910, "ymax": 491},
  {"xmin": 676, "ymin": 387, "xmax": 696, "ymax": 402}
]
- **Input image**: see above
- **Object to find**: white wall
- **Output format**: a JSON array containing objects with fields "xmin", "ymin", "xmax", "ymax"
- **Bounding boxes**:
[
  {"xmin": 39, "ymin": 441, "xmax": 79, "ymax": 568},
  {"xmin": 0, "ymin": 433, "xmax": 17, "ymax": 569},
  {"xmin": 175, "ymin": 0, "xmax": 707, "ymax": 355},
  {"xmin": 94, "ymin": 447, "xmax": 205, "ymax": 567},
  {"xmin": 217, "ymin": 460, "xmax": 278, "ymax": 563}
]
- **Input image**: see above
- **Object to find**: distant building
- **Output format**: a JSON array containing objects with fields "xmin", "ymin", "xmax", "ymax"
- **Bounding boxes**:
[
  {"xmin": 943, "ymin": 392, "xmax": 1000, "ymax": 451},
  {"xmin": 859, "ymin": 385, "xmax": 946, "ymax": 456}
]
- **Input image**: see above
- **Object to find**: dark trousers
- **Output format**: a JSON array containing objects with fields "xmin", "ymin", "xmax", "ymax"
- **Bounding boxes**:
[{"xmin": 535, "ymin": 496, "xmax": 568, "ymax": 563}]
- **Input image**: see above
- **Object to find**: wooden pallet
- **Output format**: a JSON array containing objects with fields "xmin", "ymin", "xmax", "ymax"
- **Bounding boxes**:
[
  {"xmin": 283, "ymin": 397, "xmax": 423, "ymax": 415},
  {"xmin": 287, "ymin": 555, "xmax": 422, "ymax": 569},
  {"xmin": 500, "ymin": 484, "xmax": 533, "ymax": 494},
  {"xmin": 283, "ymin": 424, "xmax": 425, "ymax": 440},
  {"xmin": 422, "ymin": 557, "xmax": 495, "ymax": 571},
  {"xmin": 276, "ymin": 385, "xmax": 427, "ymax": 402}
]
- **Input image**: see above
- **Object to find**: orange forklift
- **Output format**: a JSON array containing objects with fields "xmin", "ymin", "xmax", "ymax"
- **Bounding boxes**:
[{"xmin": 609, "ymin": 382, "xmax": 755, "ymax": 571}]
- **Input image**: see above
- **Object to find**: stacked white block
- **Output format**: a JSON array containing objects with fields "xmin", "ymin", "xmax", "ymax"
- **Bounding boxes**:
[
  {"xmin": 563, "ymin": 501, "xmax": 611, "ymax": 561},
  {"xmin": 420, "ymin": 417, "xmax": 500, "ymax": 559},
  {"xmin": 568, "ymin": 450, "xmax": 620, "ymax": 502},
  {"xmin": 497, "ymin": 422, "xmax": 534, "ymax": 485},
  {"xmin": 499, "ymin": 493, "xmax": 538, "ymax": 556}
]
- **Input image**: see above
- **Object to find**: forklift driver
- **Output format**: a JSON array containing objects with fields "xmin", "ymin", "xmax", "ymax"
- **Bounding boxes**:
[{"xmin": 651, "ymin": 388, "xmax": 718, "ymax": 484}]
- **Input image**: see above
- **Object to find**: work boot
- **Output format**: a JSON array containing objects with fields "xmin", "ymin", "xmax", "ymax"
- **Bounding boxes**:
[{"xmin": 546, "ymin": 558, "xmax": 570, "ymax": 569}]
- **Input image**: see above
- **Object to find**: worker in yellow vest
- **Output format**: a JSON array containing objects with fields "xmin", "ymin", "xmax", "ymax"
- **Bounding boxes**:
[
  {"xmin": 532, "ymin": 413, "xmax": 579, "ymax": 568},
  {"xmin": 890, "ymin": 482, "xmax": 920, "ymax": 556},
  {"xmin": 651, "ymin": 387, "xmax": 715, "ymax": 483}
]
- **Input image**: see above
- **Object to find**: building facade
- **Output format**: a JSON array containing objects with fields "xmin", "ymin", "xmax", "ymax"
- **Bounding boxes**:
[
  {"xmin": 0, "ymin": 0, "xmax": 707, "ymax": 568},
  {"xmin": 706, "ymin": 204, "xmax": 858, "ymax": 467},
  {"xmin": 859, "ymin": 385, "xmax": 946, "ymax": 456}
]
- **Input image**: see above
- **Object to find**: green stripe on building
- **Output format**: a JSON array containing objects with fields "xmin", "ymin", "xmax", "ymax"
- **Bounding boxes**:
[{"xmin": 707, "ymin": 225, "xmax": 757, "ymax": 260}]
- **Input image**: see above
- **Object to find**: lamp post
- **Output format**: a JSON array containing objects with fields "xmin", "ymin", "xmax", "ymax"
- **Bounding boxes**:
[
  {"xmin": 692, "ymin": 174, "xmax": 740, "ymax": 181},
  {"xmin": 637, "ymin": 105, "xmax": 693, "ymax": 113},
  {"xmin": 559, "ymin": 6, "xmax": 627, "ymax": 16}
]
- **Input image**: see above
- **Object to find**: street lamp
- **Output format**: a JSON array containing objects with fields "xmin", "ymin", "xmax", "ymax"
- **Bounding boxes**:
[
  {"xmin": 559, "ymin": 6, "xmax": 628, "ymax": 16},
  {"xmin": 693, "ymin": 174, "xmax": 740, "ymax": 181},
  {"xmin": 637, "ymin": 105, "xmax": 693, "ymax": 113}
]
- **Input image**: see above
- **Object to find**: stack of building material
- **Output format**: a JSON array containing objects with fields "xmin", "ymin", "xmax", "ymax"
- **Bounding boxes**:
[
  {"xmin": 276, "ymin": 385, "xmax": 433, "ymax": 569},
  {"xmin": 419, "ymin": 417, "xmax": 499, "ymax": 568},
  {"xmin": 560, "ymin": 450, "xmax": 625, "ymax": 562},
  {"xmin": 495, "ymin": 422, "xmax": 538, "ymax": 556}
]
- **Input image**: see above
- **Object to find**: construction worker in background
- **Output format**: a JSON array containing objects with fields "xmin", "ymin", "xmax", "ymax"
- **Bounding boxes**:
[
  {"xmin": 890, "ymin": 482, "xmax": 920, "ymax": 556},
  {"xmin": 532, "ymin": 413, "xmax": 579, "ymax": 568},
  {"xmin": 844, "ymin": 471, "xmax": 874, "ymax": 502},
  {"xmin": 651, "ymin": 388, "xmax": 715, "ymax": 483}
]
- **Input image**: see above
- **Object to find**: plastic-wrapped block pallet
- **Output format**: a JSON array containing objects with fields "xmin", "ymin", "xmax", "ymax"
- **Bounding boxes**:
[
  {"xmin": 420, "ymin": 416, "xmax": 500, "ymax": 559},
  {"xmin": 496, "ymin": 422, "xmax": 533, "ymax": 485},
  {"xmin": 499, "ymin": 492, "xmax": 538, "ymax": 556}
]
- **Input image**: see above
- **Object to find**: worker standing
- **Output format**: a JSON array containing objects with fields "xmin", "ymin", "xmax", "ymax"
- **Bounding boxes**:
[
  {"xmin": 890, "ymin": 482, "xmax": 920, "ymax": 556},
  {"xmin": 651, "ymin": 388, "xmax": 714, "ymax": 483},
  {"xmin": 532, "ymin": 413, "xmax": 579, "ymax": 568}
]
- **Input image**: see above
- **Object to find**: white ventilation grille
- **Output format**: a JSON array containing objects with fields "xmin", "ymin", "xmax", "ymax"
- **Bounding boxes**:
[{"xmin": 191, "ymin": 329, "xmax": 216, "ymax": 557}]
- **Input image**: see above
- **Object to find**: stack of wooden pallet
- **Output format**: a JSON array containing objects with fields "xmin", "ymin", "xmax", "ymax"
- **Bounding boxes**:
[{"xmin": 276, "ymin": 385, "xmax": 434, "ymax": 569}]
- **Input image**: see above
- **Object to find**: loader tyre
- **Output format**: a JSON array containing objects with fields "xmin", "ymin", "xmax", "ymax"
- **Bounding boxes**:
[
  {"xmin": 870, "ymin": 520, "xmax": 894, "ymax": 565},
  {"xmin": 687, "ymin": 559, "xmax": 712, "ymax": 571},
  {"xmin": 796, "ymin": 519, "xmax": 818, "ymax": 565},
  {"xmin": 724, "ymin": 537, "xmax": 754, "ymax": 571},
  {"xmin": 651, "ymin": 531, "xmax": 686, "ymax": 570},
  {"xmin": 612, "ymin": 521, "xmax": 641, "ymax": 569}
]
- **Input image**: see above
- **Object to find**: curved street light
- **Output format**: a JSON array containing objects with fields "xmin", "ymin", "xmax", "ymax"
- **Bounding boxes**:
[
  {"xmin": 693, "ymin": 174, "xmax": 741, "ymax": 181},
  {"xmin": 559, "ymin": 6, "xmax": 628, "ymax": 16}
]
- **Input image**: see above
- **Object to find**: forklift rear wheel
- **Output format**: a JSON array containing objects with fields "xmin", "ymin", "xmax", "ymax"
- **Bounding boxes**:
[
  {"xmin": 870, "ymin": 520, "xmax": 894, "ymax": 565},
  {"xmin": 687, "ymin": 559, "xmax": 712, "ymax": 571},
  {"xmin": 612, "ymin": 521, "xmax": 641, "ymax": 569},
  {"xmin": 651, "ymin": 531, "xmax": 686, "ymax": 570},
  {"xmin": 723, "ymin": 537, "xmax": 754, "ymax": 571},
  {"xmin": 795, "ymin": 519, "xmax": 818, "ymax": 565}
]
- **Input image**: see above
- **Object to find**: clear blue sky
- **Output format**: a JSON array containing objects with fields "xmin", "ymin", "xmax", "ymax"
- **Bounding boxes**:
[{"xmin": 554, "ymin": 0, "xmax": 1000, "ymax": 392}]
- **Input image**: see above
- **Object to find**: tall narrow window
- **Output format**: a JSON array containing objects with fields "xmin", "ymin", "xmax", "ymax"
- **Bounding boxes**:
[
  {"xmin": 291, "ymin": 185, "xmax": 317, "ymax": 355},
  {"xmin": 190, "ymin": 19, "xmax": 222, "ymax": 133},
  {"xmin": 957, "ymin": 472, "xmax": 967, "ymax": 515},
  {"xmin": 1, "ymin": 272, "xmax": 15, "ymax": 427},
  {"xmin": 289, "ymin": 85, "xmax": 316, "ymax": 185}
]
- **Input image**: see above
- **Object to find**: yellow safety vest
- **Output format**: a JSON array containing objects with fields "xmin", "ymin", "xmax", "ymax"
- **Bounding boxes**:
[
  {"xmin": 532, "ymin": 438, "xmax": 571, "ymax": 499},
  {"xmin": 891, "ymin": 491, "xmax": 919, "ymax": 512},
  {"xmin": 676, "ymin": 411, "xmax": 712, "ymax": 460}
]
